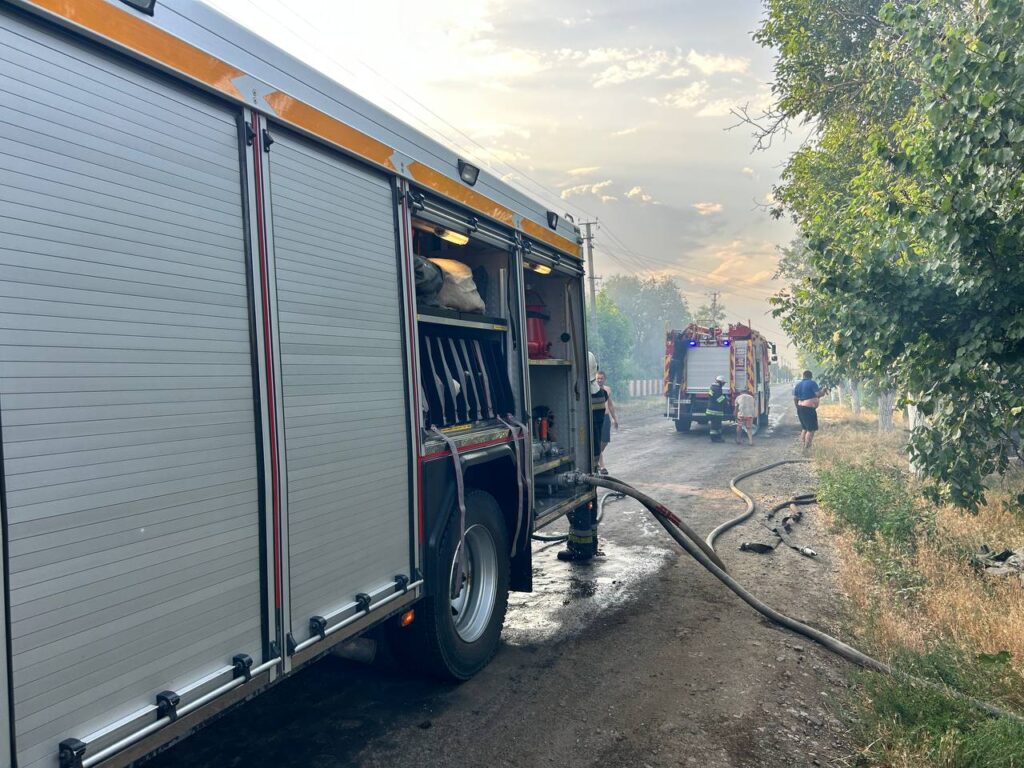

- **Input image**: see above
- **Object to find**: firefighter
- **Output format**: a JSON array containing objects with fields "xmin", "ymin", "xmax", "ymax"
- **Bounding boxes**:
[
  {"xmin": 706, "ymin": 375, "xmax": 727, "ymax": 443},
  {"xmin": 559, "ymin": 352, "xmax": 604, "ymax": 562}
]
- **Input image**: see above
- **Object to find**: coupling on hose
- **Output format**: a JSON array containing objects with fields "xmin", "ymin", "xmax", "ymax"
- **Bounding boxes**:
[{"xmin": 553, "ymin": 470, "xmax": 588, "ymax": 487}]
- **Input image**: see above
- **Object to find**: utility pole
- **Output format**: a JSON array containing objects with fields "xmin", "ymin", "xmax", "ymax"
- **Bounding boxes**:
[
  {"xmin": 580, "ymin": 220, "xmax": 598, "ymax": 312},
  {"xmin": 707, "ymin": 290, "xmax": 721, "ymax": 327}
]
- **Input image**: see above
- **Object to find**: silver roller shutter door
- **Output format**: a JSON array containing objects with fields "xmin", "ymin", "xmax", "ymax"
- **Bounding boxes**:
[
  {"xmin": 0, "ymin": 12, "xmax": 263, "ymax": 768},
  {"xmin": 687, "ymin": 348, "xmax": 732, "ymax": 392},
  {"xmin": 266, "ymin": 128, "xmax": 411, "ymax": 642}
]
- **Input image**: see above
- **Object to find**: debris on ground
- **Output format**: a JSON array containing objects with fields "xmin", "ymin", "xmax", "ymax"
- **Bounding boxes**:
[{"xmin": 973, "ymin": 545, "xmax": 1024, "ymax": 582}]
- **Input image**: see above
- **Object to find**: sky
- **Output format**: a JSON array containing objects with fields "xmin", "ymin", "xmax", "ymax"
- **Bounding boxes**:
[{"xmin": 203, "ymin": 0, "xmax": 797, "ymax": 351}]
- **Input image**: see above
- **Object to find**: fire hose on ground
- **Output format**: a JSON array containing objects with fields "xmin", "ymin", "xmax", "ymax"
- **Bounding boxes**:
[
  {"xmin": 530, "ymin": 488, "xmax": 627, "ymax": 543},
  {"xmin": 554, "ymin": 464, "xmax": 1023, "ymax": 725}
]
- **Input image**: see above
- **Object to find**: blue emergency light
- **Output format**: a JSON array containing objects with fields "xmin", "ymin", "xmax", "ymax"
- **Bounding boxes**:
[
  {"xmin": 722, "ymin": 340, "xmax": 731, "ymax": 347},
  {"xmin": 688, "ymin": 340, "xmax": 698, "ymax": 347}
]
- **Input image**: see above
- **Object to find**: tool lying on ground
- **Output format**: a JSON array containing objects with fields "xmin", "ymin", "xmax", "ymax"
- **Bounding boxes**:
[
  {"xmin": 553, "ymin": 463, "xmax": 1023, "ymax": 725},
  {"xmin": 738, "ymin": 493, "xmax": 819, "ymax": 557}
]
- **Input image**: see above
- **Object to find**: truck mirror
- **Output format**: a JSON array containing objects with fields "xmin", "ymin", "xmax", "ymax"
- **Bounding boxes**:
[{"xmin": 771, "ymin": 355, "xmax": 778, "ymax": 363}]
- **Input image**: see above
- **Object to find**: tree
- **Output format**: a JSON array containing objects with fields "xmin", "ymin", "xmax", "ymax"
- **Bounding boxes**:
[
  {"xmin": 588, "ymin": 291, "xmax": 634, "ymax": 395},
  {"xmin": 694, "ymin": 293, "xmax": 726, "ymax": 328},
  {"xmin": 758, "ymin": 0, "xmax": 1024, "ymax": 507},
  {"xmin": 603, "ymin": 275, "xmax": 690, "ymax": 377}
]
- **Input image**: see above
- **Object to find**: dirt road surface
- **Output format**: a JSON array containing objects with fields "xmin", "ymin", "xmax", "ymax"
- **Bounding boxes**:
[{"xmin": 149, "ymin": 391, "xmax": 855, "ymax": 768}]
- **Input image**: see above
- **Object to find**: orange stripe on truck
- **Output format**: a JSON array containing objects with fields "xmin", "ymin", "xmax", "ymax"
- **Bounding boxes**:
[
  {"xmin": 26, "ymin": 0, "xmax": 582, "ymax": 259},
  {"xmin": 264, "ymin": 92, "xmax": 397, "ymax": 171},
  {"xmin": 409, "ymin": 161, "xmax": 514, "ymax": 225},
  {"xmin": 408, "ymin": 163, "xmax": 582, "ymax": 257},
  {"xmin": 521, "ymin": 218, "xmax": 582, "ymax": 258},
  {"xmin": 31, "ymin": 0, "xmax": 245, "ymax": 100}
]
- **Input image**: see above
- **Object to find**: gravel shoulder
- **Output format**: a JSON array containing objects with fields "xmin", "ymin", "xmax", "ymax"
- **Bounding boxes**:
[{"xmin": 150, "ymin": 394, "xmax": 856, "ymax": 768}]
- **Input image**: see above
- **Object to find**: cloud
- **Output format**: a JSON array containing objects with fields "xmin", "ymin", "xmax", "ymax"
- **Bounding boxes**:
[
  {"xmin": 611, "ymin": 126, "xmax": 639, "ymax": 137},
  {"xmin": 741, "ymin": 167, "xmax": 756, "ymax": 178},
  {"xmin": 485, "ymin": 147, "xmax": 532, "ymax": 167},
  {"xmin": 693, "ymin": 202, "xmax": 724, "ymax": 216},
  {"xmin": 650, "ymin": 81, "xmax": 708, "ymax": 109},
  {"xmin": 696, "ymin": 98, "xmax": 736, "ymax": 117},
  {"xmin": 626, "ymin": 186, "xmax": 655, "ymax": 203},
  {"xmin": 686, "ymin": 50, "xmax": 750, "ymax": 76},
  {"xmin": 699, "ymin": 240, "xmax": 779, "ymax": 289},
  {"xmin": 561, "ymin": 179, "xmax": 614, "ymax": 199},
  {"xmin": 593, "ymin": 52, "xmax": 681, "ymax": 87},
  {"xmin": 559, "ymin": 12, "xmax": 592, "ymax": 27},
  {"xmin": 567, "ymin": 166, "xmax": 601, "ymax": 177},
  {"xmin": 657, "ymin": 67, "xmax": 691, "ymax": 80},
  {"xmin": 465, "ymin": 120, "xmax": 532, "ymax": 141},
  {"xmin": 557, "ymin": 47, "xmax": 693, "ymax": 88}
]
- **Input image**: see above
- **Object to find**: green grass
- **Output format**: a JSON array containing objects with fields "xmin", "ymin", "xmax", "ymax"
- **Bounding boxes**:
[
  {"xmin": 818, "ymin": 453, "xmax": 1024, "ymax": 766},
  {"xmin": 818, "ymin": 460, "xmax": 931, "ymax": 549},
  {"xmin": 851, "ymin": 647, "xmax": 1024, "ymax": 768}
]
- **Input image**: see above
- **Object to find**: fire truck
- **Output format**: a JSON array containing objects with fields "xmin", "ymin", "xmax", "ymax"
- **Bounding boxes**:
[
  {"xmin": 664, "ymin": 324, "xmax": 777, "ymax": 433},
  {"xmin": 0, "ymin": 2, "xmax": 599, "ymax": 766}
]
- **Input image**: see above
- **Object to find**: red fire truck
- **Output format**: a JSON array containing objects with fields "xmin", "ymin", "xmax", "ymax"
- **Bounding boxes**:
[{"xmin": 664, "ymin": 324, "xmax": 777, "ymax": 433}]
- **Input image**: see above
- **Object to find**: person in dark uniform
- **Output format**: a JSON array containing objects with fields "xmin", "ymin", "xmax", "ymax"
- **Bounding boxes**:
[
  {"xmin": 706, "ymin": 375, "xmax": 727, "ymax": 443},
  {"xmin": 559, "ymin": 352, "xmax": 604, "ymax": 562}
]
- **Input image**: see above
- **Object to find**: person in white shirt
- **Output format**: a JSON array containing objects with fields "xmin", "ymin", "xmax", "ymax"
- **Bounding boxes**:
[{"xmin": 734, "ymin": 389, "xmax": 757, "ymax": 445}]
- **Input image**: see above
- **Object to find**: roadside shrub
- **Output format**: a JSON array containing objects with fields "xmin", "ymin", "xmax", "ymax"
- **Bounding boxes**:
[{"xmin": 818, "ymin": 461, "xmax": 929, "ymax": 548}]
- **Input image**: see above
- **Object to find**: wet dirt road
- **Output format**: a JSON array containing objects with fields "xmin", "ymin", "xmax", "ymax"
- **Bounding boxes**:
[{"xmin": 149, "ymin": 391, "xmax": 854, "ymax": 768}]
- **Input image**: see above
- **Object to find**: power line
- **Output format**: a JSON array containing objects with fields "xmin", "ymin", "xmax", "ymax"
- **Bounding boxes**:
[
  {"xmin": 232, "ymin": 0, "xmax": 592, "ymax": 220},
  {"xmin": 208, "ymin": 2, "xmax": 781, "ymax": 308},
  {"xmin": 594, "ymin": 244, "xmax": 780, "ymax": 303}
]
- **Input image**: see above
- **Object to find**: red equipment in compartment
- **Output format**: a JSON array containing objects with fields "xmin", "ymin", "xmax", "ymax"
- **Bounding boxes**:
[{"xmin": 526, "ymin": 290, "xmax": 551, "ymax": 359}]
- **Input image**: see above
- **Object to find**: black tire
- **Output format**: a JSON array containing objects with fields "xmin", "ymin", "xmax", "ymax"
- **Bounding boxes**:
[
  {"xmin": 674, "ymin": 419, "xmax": 691, "ymax": 433},
  {"xmin": 392, "ymin": 489, "xmax": 510, "ymax": 681}
]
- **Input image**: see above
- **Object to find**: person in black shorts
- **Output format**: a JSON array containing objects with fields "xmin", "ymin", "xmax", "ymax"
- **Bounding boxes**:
[
  {"xmin": 793, "ymin": 370, "xmax": 826, "ymax": 451},
  {"xmin": 595, "ymin": 370, "xmax": 618, "ymax": 474}
]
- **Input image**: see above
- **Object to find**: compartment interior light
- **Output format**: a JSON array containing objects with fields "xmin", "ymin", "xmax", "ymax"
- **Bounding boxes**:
[
  {"xmin": 524, "ymin": 261, "xmax": 552, "ymax": 275},
  {"xmin": 412, "ymin": 219, "xmax": 470, "ymax": 246}
]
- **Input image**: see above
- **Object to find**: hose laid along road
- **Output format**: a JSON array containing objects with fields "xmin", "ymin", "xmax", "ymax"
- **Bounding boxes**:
[{"xmin": 568, "ymin": 466, "xmax": 1022, "ymax": 725}]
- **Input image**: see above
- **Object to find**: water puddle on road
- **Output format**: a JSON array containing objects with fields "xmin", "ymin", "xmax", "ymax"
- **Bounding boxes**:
[{"xmin": 502, "ymin": 536, "xmax": 674, "ymax": 647}]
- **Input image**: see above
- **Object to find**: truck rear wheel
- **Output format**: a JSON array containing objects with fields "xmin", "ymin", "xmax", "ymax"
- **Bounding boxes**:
[
  {"xmin": 393, "ymin": 489, "xmax": 510, "ymax": 680},
  {"xmin": 674, "ymin": 419, "xmax": 691, "ymax": 433}
]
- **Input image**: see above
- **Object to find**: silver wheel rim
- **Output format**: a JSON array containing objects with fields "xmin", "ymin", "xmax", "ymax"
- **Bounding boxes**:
[{"xmin": 449, "ymin": 523, "xmax": 498, "ymax": 643}]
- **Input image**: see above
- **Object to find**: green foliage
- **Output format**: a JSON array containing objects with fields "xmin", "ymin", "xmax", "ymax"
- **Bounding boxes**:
[
  {"xmin": 693, "ymin": 296, "xmax": 727, "ymax": 329},
  {"xmin": 818, "ymin": 460, "xmax": 928, "ymax": 548},
  {"xmin": 588, "ymin": 291, "xmax": 634, "ymax": 395},
  {"xmin": 758, "ymin": 0, "xmax": 1024, "ymax": 508},
  {"xmin": 602, "ymin": 275, "xmax": 690, "ymax": 377},
  {"xmin": 853, "ymin": 646, "xmax": 1024, "ymax": 768}
]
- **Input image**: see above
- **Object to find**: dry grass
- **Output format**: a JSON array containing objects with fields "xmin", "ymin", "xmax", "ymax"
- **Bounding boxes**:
[
  {"xmin": 813, "ymin": 408, "xmax": 1024, "ymax": 765},
  {"xmin": 818, "ymin": 417, "xmax": 1024, "ymax": 670},
  {"xmin": 813, "ymin": 405, "xmax": 906, "ymax": 468}
]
